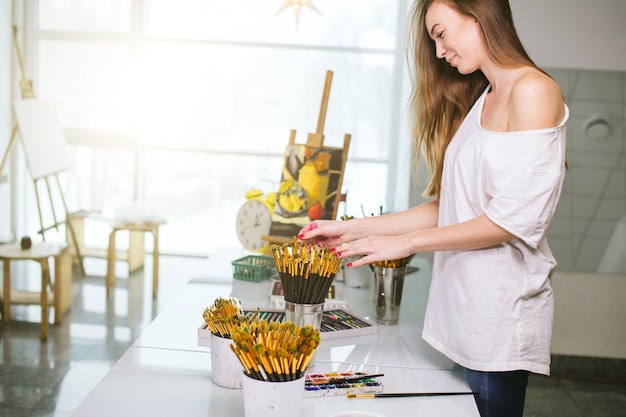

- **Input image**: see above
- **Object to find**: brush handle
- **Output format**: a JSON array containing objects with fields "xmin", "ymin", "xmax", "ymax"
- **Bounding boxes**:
[{"xmin": 376, "ymin": 392, "xmax": 476, "ymax": 398}]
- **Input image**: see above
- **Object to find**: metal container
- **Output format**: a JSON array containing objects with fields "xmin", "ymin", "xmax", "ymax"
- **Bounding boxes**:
[
  {"xmin": 284, "ymin": 301, "xmax": 323, "ymax": 368},
  {"xmin": 372, "ymin": 266, "xmax": 406, "ymax": 325}
]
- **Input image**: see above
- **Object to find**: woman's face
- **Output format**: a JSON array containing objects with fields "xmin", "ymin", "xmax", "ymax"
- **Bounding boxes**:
[{"xmin": 425, "ymin": 2, "xmax": 484, "ymax": 74}]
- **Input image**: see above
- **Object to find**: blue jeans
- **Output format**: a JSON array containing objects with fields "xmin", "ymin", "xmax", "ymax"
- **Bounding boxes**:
[{"xmin": 463, "ymin": 367, "xmax": 530, "ymax": 417}]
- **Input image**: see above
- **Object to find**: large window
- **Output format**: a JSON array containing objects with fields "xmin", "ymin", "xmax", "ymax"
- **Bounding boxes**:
[{"xmin": 15, "ymin": 0, "xmax": 411, "ymax": 255}]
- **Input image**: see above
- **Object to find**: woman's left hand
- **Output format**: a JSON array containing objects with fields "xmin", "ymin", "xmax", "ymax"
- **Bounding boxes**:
[{"xmin": 334, "ymin": 235, "xmax": 416, "ymax": 268}]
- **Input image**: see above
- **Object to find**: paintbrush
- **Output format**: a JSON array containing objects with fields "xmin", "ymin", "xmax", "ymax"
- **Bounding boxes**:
[
  {"xmin": 230, "ymin": 319, "xmax": 321, "ymax": 382},
  {"xmin": 202, "ymin": 297, "xmax": 249, "ymax": 338},
  {"xmin": 371, "ymin": 254, "xmax": 415, "ymax": 269},
  {"xmin": 347, "ymin": 391, "xmax": 477, "ymax": 398},
  {"xmin": 311, "ymin": 373, "xmax": 385, "ymax": 385},
  {"xmin": 271, "ymin": 238, "xmax": 340, "ymax": 304}
]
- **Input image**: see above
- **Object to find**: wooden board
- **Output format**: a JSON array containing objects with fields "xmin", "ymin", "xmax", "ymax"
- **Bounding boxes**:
[{"xmin": 12, "ymin": 99, "xmax": 68, "ymax": 180}]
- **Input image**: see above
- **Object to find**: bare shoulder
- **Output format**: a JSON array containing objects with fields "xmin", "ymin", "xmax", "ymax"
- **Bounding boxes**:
[{"xmin": 509, "ymin": 69, "xmax": 565, "ymax": 131}]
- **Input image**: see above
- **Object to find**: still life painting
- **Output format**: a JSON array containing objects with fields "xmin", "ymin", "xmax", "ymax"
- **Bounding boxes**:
[{"xmin": 269, "ymin": 144, "xmax": 344, "ymax": 237}]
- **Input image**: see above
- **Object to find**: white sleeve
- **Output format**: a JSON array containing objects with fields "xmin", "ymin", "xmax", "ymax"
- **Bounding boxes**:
[{"xmin": 484, "ymin": 130, "xmax": 566, "ymax": 249}]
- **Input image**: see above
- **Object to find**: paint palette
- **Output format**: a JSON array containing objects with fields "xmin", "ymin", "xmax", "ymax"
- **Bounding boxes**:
[
  {"xmin": 198, "ymin": 308, "xmax": 377, "ymax": 344},
  {"xmin": 303, "ymin": 371, "xmax": 384, "ymax": 398}
]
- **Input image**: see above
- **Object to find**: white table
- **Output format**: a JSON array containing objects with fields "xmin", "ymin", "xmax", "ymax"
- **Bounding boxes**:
[{"xmin": 70, "ymin": 248, "xmax": 480, "ymax": 417}]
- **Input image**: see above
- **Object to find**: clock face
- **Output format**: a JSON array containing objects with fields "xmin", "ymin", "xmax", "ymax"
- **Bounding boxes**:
[{"xmin": 236, "ymin": 199, "xmax": 272, "ymax": 252}]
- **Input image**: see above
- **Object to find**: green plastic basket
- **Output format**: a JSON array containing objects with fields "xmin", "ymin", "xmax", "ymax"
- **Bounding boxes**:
[{"xmin": 231, "ymin": 255, "xmax": 275, "ymax": 282}]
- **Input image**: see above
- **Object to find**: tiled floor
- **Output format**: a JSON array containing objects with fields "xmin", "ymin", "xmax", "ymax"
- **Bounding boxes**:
[{"xmin": 0, "ymin": 254, "xmax": 625, "ymax": 417}]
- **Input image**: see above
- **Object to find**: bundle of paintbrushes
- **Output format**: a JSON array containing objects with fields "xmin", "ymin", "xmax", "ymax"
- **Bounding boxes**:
[
  {"xmin": 230, "ymin": 319, "xmax": 321, "ymax": 382},
  {"xmin": 371, "ymin": 254, "xmax": 415, "ymax": 269},
  {"xmin": 271, "ymin": 238, "xmax": 341, "ymax": 304},
  {"xmin": 202, "ymin": 297, "xmax": 253, "ymax": 338}
]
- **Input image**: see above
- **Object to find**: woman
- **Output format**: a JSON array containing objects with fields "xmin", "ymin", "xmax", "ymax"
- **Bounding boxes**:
[{"xmin": 298, "ymin": 0, "xmax": 568, "ymax": 416}]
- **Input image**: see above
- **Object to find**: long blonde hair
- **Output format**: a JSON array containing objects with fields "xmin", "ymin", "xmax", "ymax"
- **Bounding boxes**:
[{"xmin": 407, "ymin": 0, "xmax": 540, "ymax": 197}]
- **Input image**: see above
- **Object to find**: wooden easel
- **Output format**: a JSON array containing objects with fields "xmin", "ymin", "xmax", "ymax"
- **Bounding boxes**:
[
  {"xmin": 262, "ymin": 70, "xmax": 351, "ymax": 246},
  {"xmin": 1, "ymin": 25, "xmax": 85, "ymax": 274},
  {"xmin": 0, "ymin": 25, "xmax": 34, "ymax": 182}
]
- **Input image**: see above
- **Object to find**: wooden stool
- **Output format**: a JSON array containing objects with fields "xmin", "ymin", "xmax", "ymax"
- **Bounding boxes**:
[
  {"xmin": 0, "ymin": 243, "xmax": 71, "ymax": 341},
  {"xmin": 67, "ymin": 211, "xmax": 147, "ymax": 275},
  {"xmin": 106, "ymin": 221, "xmax": 163, "ymax": 298}
]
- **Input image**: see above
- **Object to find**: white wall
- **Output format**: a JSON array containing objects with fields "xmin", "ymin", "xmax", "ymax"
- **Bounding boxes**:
[
  {"xmin": 510, "ymin": 0, "xmax": 626, "ymax": 72},
  {"xmin": 511, "ymin": 0, "xmax": 626, "ymax": 361},
  {"xmin": 552, "ymin": 271, "xmax": 626, "ymax": 359},
  {"xmin": 0, "ymin": 0, "xmax": 12, "ymax": 242}
]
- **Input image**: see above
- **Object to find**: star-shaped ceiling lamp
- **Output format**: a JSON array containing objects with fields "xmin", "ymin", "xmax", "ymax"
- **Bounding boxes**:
[{"xmin": 275, "ymin": 0, "xmax": 320, "ymax": 24}]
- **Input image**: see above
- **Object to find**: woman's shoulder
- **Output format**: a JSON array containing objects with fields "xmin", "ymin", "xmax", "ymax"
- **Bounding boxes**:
[
  {"xmin": 509, "ymin": 69, "xmax": 565, "ymax": 131},
  {"xmin": 511, "ymin": 69, "xmax": 562, "ymax": 103}
]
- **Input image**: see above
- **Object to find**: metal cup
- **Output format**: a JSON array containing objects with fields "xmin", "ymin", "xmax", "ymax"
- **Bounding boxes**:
[
  {"xmin": 284, "ymin": 301, "xmax": 323, "ymax": 368},
  {"xmin": 372, "ymin": 266, "xmax": 406, "ymax": 325},
  {"xmin": 343, "ymin": 256, "xmax": 372, "ymax": 289},
  {"xmin": 284, "ymin": 301, "xmax": 323, "ymax": 328}
]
